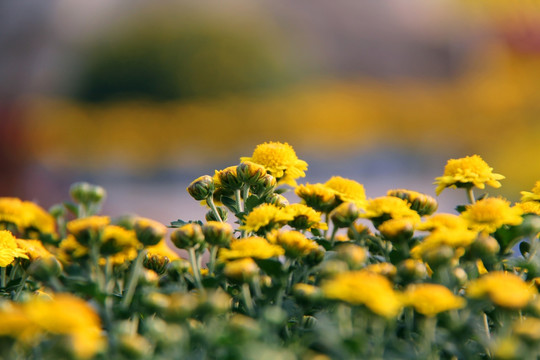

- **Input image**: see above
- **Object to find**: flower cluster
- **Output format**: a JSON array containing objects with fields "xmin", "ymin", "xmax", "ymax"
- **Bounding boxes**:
[{"xmin": 1, "ymin": 143, "xmax": 540, "ymax": 359}]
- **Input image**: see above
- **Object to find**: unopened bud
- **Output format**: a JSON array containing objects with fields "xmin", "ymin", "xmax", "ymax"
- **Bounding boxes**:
[
  {"xmin": 118, "ymin": 334, "xmax": 152, "ymax": 359},
  {"xmin": 205, "ymin": 207, "xmax": 228, "ymax": 222},
  {"xmin": 237, "ymin": 161, "xmax": 267, "ymax": 185},
  {"xmin": 423, "ymin": 245, "xmax": 454, "ymax": 269},
  {"xmin": 452, "ymin": 267, "xmax": 468, "ymax": 287},
  {"xmin": 266, "ymin": 193, "xmax": 289, "ymax": 208},
  {"xmin": 318, "ymin": 260, "xmax": 349, "ymax": 279},
  {"xmin": 305, "ymin": 246, "xmax": 326, "ymax": 266},
  {"xmin": 143, "ymin": 253, "xmax": 170, "ymax": 275},
  {"xmin": 216, "ymin": 166, "xmax": 243, "ymax": 191},
  {"xmin": 335, "ymin": 244, "xmax": 367, "ymax": 269},
  {"xmin": 27, "ymin": 256, "xmax": 63, "ymax": 281},
  {"xmin": 69, "ymin": 182, "xmax": 106, "ymax": 205},
  {"xmin": 223, "ymin": 258, "xmax": 259, "ymax": 283},
  {"xmin": 133, "ymin": 217, "xmax": 167, "ymax": 247},
  {"xmin": 387, "ymin": 189, "xmax": 438, "ymax": 216},
  {"xmin": 330, "ymin": 202, "xmax": 359, "ymax": 228},
  {"xmin": 187, "ymin": 175, "xmax": 215, "ymax": 201},
  {"xmin": 470, "ymin": 233, "xmax": 500, "ymax": 259},
  {"xmin": 202, "ymin": 221, "xmax": 233, "ymax": 247},
  {"xmin": 293, "ymin": 283, "xmax": 323, "ymax": 305},
  {"xmin": 397, "ymin": 259, "xmax": 428, "ymax": 282},
  {"xmin": 250, "ymin": 174, "xmax": 276, "ymax": 196},
  {"xmin": 170, "ymin": 223, "xmax": 205, "ymax": 250},
  {"xmin": 167, "ymin": 259, "xmax": 191, "ymax": 281},
  {"xmin": 197, "ymin": 289, "xmax": 231, "ymax": 316},
  {"xmin": 378, "ymin": 218, "xmax": 415, "ymax": 243}
]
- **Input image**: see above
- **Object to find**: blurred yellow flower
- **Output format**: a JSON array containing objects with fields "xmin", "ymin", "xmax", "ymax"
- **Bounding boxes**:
[
  {"xmin": 241, "ymin": 141, "xmax": 308, "ymax": 186},
  {"xmin": 461, "ymin": 197, "xmax": 523, "ymax": 233},
  {"xmin": 322, "ymin": 270, "xmax": 402, "ymax": 318},
  {"xmin": 516, "ymin": 201, "xmax": 540, "ymax": 216},
  {"xmin": 324, "ymin": 176, "xmax": 366, "ymax": 208},
  {"xmin": 223, "ymin": 257, "xmax": 259, "ymax": 282},
  {"xmin": 411, "ymin": 228, "xmax": 478, "ymax": 259},
  {"xmin": 218, "ymin": 236, "xmax": 284, "ymax": 261},
  {"xmin": 364, "ymin": 262, "xmax": 397, "ymax": 278},
  {"xmin": 285, "ymin": 203, "xmax": 328, "ymax": 231},
  {"xmin": 240, "ymin": 204, "xmax": 294, "ymax": 234},
  {"xmin": 295, "ymin": 183, "xmax": 337, "ymax": 212},
  {"xmin": 362, "ymin": 196, "xmax": 421, "ymax": 223},
  {"xmin": 513, "ymin": 317, "xmax": 540, "ymax": 343},
  {"xmin": 16, "ymin": 239, "xmax": 53, "ymax": 262},
  {"xmin": 417, "ymin": 213, "xmax": 469, "ymax": 231},
  {"xmin": 100, "ymin": 225, "xmax": 139, "ymax": 255},
  {"xmin": 387, "ymin": 189, "xmax": 438, "ymax": 216},
  {"xmin": 0, "ymin": 230, "xmax": 28, "ymax": 267},
  {"xmin": 0, "ymin": 198, "xmax": 56, "ymax": 236},
  {"xmin": 266, "ymin": 229, "xmax": 319, "ymax": 259},
  {"xmin": 434, "ymin": 155, "xmax": 504, "ymax": 195},
  {"xmin": 378, "ymin": 218, "xmax": 415, "ymax": 241},
  {"xmin": 67, "ymin": 216, "xmax": 110, "ymax": 246},
  {"xmin": 146, "ymin": 240, "xmax": 180, "ymax": 261},
  {"xmin": 403, "ymin": 283, "xmax": 465, "ymax": 316},
  {"xmin": 521, "ymin": 181, "xmax": 540, "ymax": 202},
  {"xmin": 466, "ymin": 271, "xmax": 536, "ymax": 309}
]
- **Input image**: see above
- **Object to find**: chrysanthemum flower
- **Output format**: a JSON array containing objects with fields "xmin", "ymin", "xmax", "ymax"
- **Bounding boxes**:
[
  {"xmin": 240, "ymin": 204, "xmax": 294, "ymax": 234},
  {"xmin": 403, "ymin": 283, "xmax": 465, "ymax": 316},
  {"xmin": 241, "ymin": 141, "xmax": 308, "ymax": 186},
  {"xmin": 324, "ymin": 176, "xmax": 366, "ymax": 209},
  {"xmin": 434, "ymin": 155, "xmax": 504, "ymax": 196},
  {"xmin": 0, "ymin": 230, "xmax": 29, "ymax": 267},
  {"xmin": 0, "ymin": 198, "xmax": 56, "ymax": 236},
  {"xmin": 67, "ymin": 216, "xmax": 110, "ymax": 246},
  {"xmin": 387, "ymin": 189, "xmax": 438, "ymax": 216},
  {"xmin": 16, "ymin": 239, "xmax": 53, "ymax": 262},
  {"xmin": 416, "ymin": 213, "xmax": 469, "ymax": 231},
  {"xmin": 466, "ymin": 271, "xmax": 536, "ymax": 309},
  {"xmin": 295, "ymin": 183, "xmax": 337, "ymax": 212},
  {"xmin": 322, "ymin": 270, "xmax": 402, "ymax": 318},
  {"xmin": 266, "ymin": 229, "xmax": 320, "ymax": 259},
  {"xmin": 285, "ymin": 203, "xmax": 328, "ymax": 231},
  {"xmin": 378, "ymin": 218, "xmax": 416, "ymax": 242},
  {"xmin": 460, "ymin": 197, "xmax": 523, "ymax": 233},
  {"xmin": 218, "ymin": 237, "xmax": 284, "ymax": 261},
  {"xmin": 362, "ymin": 196, "xmax": 421, "ymax": 225},
  {"xmin": 100, "ymin": 225, "xmax": 139, "ymax": 255},
  {"xmin": 516, "ymin": 201, "xmax": 540, "ymax": 216},
  {"xmin": 410, "ymin": 228, "xmax": 478, "ymax": 260},
  {"xmin": 521, "ymin": 181, "xmax": 540, "ymax": 203},
  {"xmin": 223, "ymin": 258, "xmax": 259, "ymax": 282}
]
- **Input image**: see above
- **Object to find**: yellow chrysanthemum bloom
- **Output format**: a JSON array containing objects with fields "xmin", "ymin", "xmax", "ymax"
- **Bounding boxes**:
[
  {"xmin": 240, "ymin": 204, "xmax": 294, "ymax": 234},
  {"xmin": 240, "ymin": 141, "xmax": 308, "ymax": 186},
  {"xmin": 403, "ymin": 284, "xmax": 465, "ymax": 316},
  {"xmin": 223, "ymin": 257, "xmax": 259, "ymax": 282},
  {"xmin": 218, "ymin": 236, "xmax": 284, "ymax": 261},
  {"xmin": 0, "ymin": 294, "xmax": 105, "ymax": 359},
  {"xmin": 0, "ymin": 230, "xmax": 29, "ymax": 267},
  {"xmin": 417, "ymin": 213, "xmax": 469, "ymax": 231},
  {"xmin": 378, "ymin": 218, "xmax": 416, "ymax": 241},
  {"xmin": 461, "ymin": 197, "xmax": 523, "ymax": 233},
  {"xmin": 295, "ymin": 183, "xmax": 337, "ymax": 212},
  {"xmin": 410, "ymin": 228, "xmax": 478, "ymax": 259},
  {"xmin": 521, "ymin": 181, "xmax": 540, "ymax": 203},
  {"xmin": 285, "ymin": 203, "xmax": 328, "ymax": 231},
  {"xmin": 100, "ymin": 225, "xmax": 139, "ymax": 255},
  {"xmin": 56, "ymin": 235, "xmax": 89, "ymax": 265},
  {"xmin": 387, "ymin": 189, "xmax": 438, "ymax": 216},
  {"xmin": 364, "ymin": 262, "xmax": 397, "ymax": 278},
  {"xmin": 322, "ymin": 270, "xmax": 402, "ymax": 318},
  {"xmin": 16, "ymin": 239, "xmax": 53, "ymax": 262},
  {"xmin": 324, "ymin": 176, "xmax": 367, "ymax": 209},
  {"xmin": 466, "ymin": 271, "xmax": 536, "ymax": 309},
  {"xmin": 0, "ymin": 198, "xmax": 56, "ymax": 236},
  {"xmin": 146, "ymin": 240, "xmax": 180, "ymax": 261},
  {"xmin": 67, "ymin": 216, "xmax": 110, "ymax": 246},
  {"xmin": 516, "ymin": 201, "xmax": 540, "ymax": 216},
  {"xmin": 266, "ymin": 229, "xmax": 319, "ymax": 259},
  {"xmin": 362, "ymin": 196, "xmax": 421, "ymax": 224},
  {"xmin": 434, "ymin": 155, "xmax": 505, "ymax": 196}
]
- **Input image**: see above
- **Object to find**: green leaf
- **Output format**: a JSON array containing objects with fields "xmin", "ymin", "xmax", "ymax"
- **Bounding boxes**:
[
  {"xmin": 455, "ymin": 205, "xmax": 467, "ymax": 214},
  {"xmin": 244, "ymin": 195, "xmax": 263, "ymax": 212},
  {"xmin": 221, "ymin": 196, "xmax": 239, "ymax": 214},
  {"xmin": 169, "ymin": 219, "xmax": 203, "ymax": 228},
  {"xmin": 63, "ymin": 201, "xmax": 79, "ymax": 216},
  {"xmin": 495, "ymin": 214, "xmax": 540, "ymax": 253},
  {"xmin": 255, "ymin": 258, "xmax": 284, "ymax": 277},
  {"xmin": 314, "ymin": 237, "xmax": 332, "ymax": 250}
]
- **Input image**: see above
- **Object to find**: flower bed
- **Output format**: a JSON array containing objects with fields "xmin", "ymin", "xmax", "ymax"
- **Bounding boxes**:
[{"xmin": 1, "ymin": 141, "xmax": 540, "ymax": 359}]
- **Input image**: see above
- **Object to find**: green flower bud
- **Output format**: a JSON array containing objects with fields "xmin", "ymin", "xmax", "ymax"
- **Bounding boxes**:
[
  {"xmin": 423, "ymin": 244, "xmax": 454, "ymax": 270},
  {"xmin": 470, "ymin": 233, "xmax": 500, "ymax": 260},
  {"xmin": 318, "ymin": 260, "xmax": 349, "ymax": 279},
  {"xmin": 196, "ymin": 289, "xmax": 231, "ymax": 316},
  {"xmin": 205, "ymin": 207, "xmax": 228, "ymax": 222},
  {"xmin": 237, "ymin": 161, "xmax": 267, "ymax": 185},
  {"xmin": 266, "ymin": 193, "xmax": 289, "ymax": 208},
  {"xmin": 202, "ymin": 221, "xmax": 233, "ymax": 247},
  {"xmin": 293, "ymin": 283, "xmax": 323, "ymax": 306},
  {"xmin": 143, "ymin": 253, "xmax": 170, "ymax": 275},
  {"xmin": 223, "ymin": 258, "xmax": 259, "ymax": 283},
  {"xmin": 452, "ymin": 267, "xmax": 468, "ymax": 287},
  {"xmin": 49, "ymin": 204, "xmax": 65, "ymax": 219},
  {"xmin": 250, "ymin": 174, "xmax": 276, "ymax": 196},
  {"xmin": 335, "ymin": 244, "xmax": 367, "ymax": 269},
  {"xmin": 187, "ymin": 175, "xmax": 215, "ymax": 201},
  {"xmin": 170, "ymin": 223, "xmax": 205, "ymax": 250},
  {"xmin": 167, "ymin": 259, "xmax": 191, "ymax": 281},
  {"xmin": 118, "ymin": 334, "xmax": 152, "ymax": 359},
  {"xmin": 216, "ymin": 166, "xmax": 243, "ymax": 191},
  {"xmin": 69, "ymin": 182, "xmax": 106, "ymax": 205},
  {"xmin": 397, "ymin": 259, "xmax": 428, "ymax": 283},
  {"xmin": 304, "ymin": 246, "xmax": 325, "ymax": 266},
  {"xmin": 133, "ymin": 217, "xmax": 167, "ymax": 247},
  {"xmin": 330, "ymin": 202, "xmax": 359, "ymax": 228},
  {"xmin": 228, "ymin": 314, "xmax": 261, "ymax": 339},
  {"xmin": 27, "ymin": 256, "xmax": 63, "ymax": 281},
  {"xmin": 387, "ymin": 189, "xmax": 438, "ymax": 216}
]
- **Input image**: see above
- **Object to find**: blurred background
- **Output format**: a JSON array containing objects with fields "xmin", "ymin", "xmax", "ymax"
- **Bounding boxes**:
[{"xmin": 2, "ymin": 0, "xmax": 540, "ymax": 224}]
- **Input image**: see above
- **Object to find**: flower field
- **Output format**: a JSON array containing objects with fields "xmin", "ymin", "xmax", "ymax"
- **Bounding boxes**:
[{"xmin": 2, "ymin": 141, "xmax": 540, "ymax": 359}]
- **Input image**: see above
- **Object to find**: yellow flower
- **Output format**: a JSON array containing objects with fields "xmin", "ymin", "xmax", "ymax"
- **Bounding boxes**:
[
  {"xmin": 403, "ymin": 284, "xmax": 465, "ymax": 316},
  {"xmin": 466, "ymin": 271, "xmax": 536, "ymax": 309},
  {"xmin": 417, "ymin": 213, "xmax": 469, "ymax": 231},
  {"xmin": 461, "ymin": 197, "xmax": 523, "ymax": 233},
  {"xmin": 67, "ymin": 216, "xmax": 110, "ymax": 246},
  {"xmin": 285, "ymin": 203, "xmax": 328, "ymax": 231},
  {"xmin": 0, "ymin": 294, "xmax": 105, "ymax": 359},
  {"xmin": 100, "ymin": 225, "xmax": 139, "ymax": 255},
  {"xmin": 434, "ymin": 155, "xmax": 505, "ymax": 195},
  {"xmin": 56, "ymin": 235, "xmax": 89, "ymax": 264},
  {"xmin": 378, "ymin": 218, "xmax": 415, "ymax": 241},
  {"xmin": 521, "ymin": 181, "xmax": 540, "ymax": 202},
  {"xmin": 516, "ymin": 201, "xmax": 540, "ymax": 216},
  {"xmin": 133, "ymin": 217, "xmax": 167, "ymax": 247},
  {"xmin": 0, "ymin": 198, "xmax": 56, "ymax": 236},
  {"xmin": 324, "ymin": 176, "xmax": 366, "ymax": 208},
  {"xmin": 295, "ymin": 183, "xmax": 337, "ymax": 212},
  {"xmin": 0, "ymin": 230, "xmax": 28, "ymax": 267},
  {"xmin": 240, "ymin": 141, "xmax": 308, "ymax": 186},
  {"xmin": 218, "ymin": 236, "xmax": 284, "ymax": 261},
  {"xmin": 513, "ymin": 317, "xmax": 540, "ymax": 343},
  {"xmin": 223, "ymin": 257, "xmax": 259, "ymax": 282},
  {"xmin": 322, "ymin": 270, "xmax": 402, "ymax": 318},
  {"xmin": 410, "ymin": 228, "xmax": 478, "ymax": 259},
  {"xmin": 387, "ymin": 189, "xmax": 438, "ymax": 216},
  {"xmin": 146, "ymin": 240, "xmax": 180, "ymax": 261},
  {"xmin": 362, "ymin": 196, "xmax": 421, "ymax": 224},
  {"xmin": 364, "ymin": 262, "xmax": 397, "ymax": 278},
  {"xmin": 16, "ymin": 239, "xmax": 54, "ymax": 262},
  {"xmin": 240, "ymin": 204, "xmax": 294, "ymax": 234},
  {"xmin": 266, "ymin": 229, "xmax": 319, "ymax": 259}
]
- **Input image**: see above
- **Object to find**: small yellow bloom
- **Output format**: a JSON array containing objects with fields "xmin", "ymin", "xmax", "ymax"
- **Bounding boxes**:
[
  {"xmin": 0, "ymin": 230, "xmax": 29, "ymax": 267},
  {"xmin": 387, "ymin": 189, "xmax": 438, "ymax": 216},
  {"xmin": 434, "ymin": 155, "xmax": 504, "ymax": 195},
  {"xmin": 223, "ymin": 257, "xmax": 259, "ymax": 282},
  {"xmin": 133, "ymin": 217, "xmax": 167, "ymax": 247},
  {"xmin": 417, "ymin": 213, "xmax": 469, "ymax": 231},
  {"xmin": 362, "ymin": 196, "xmax": 421, "ymax": 224},
  {"xmin": 266, "ymin": 229, "xmax": 319, "ymax": 259},
  {"xmin": 145, "ymin": 240, "xmax": 179, "ymax": 261},
  {"xmin": 218, "ymin": 236, "xmax": 284, "ymax": 261},
  {"xmin": 0, "ymin": 198, "xmax": 56, "ymax": 236},
  {"xmin": 466, "ymin": 271, "xmax": 536, "ymax": 309},
  {"xmin": 324, "ymin": 176, "xmax": 366, "ymax": 208},
  {"xmin": 516, "ymin": 201, "xmax": 540, "ymax": 216},
  {"xmin": 295, "ymin": 183, "xmax": 337, "ymax": 212},
  {"xmin": 521, "ymin": 181, "xmax": 540, "ymax": 203},
  {"xmin": 461, "ymin": 197, "xmax": 523, "ymax": 233},
  {"xmin": 285, "ymin": 203, "xmax": 328, "ymax": 231},
  {"xmin": 16, "ymin": 239, "xmax": 53, "ymax": 262},
  {"xmin": 240, "ymin": 204, "xmax": 294, "ymax": 234},
  {"xmin": 322, "ymin": 270, "xmax": 402, "ymax": 318},
  {"xmin": 67, "ymin": 216, "xmax": 110, "ymax": 246},
  {"xmin": 378, "ymin": 218, "xmax": 415, "ymax": 241},
  {"xmin": 100, "ymin": 225, "xmax": 139, "ymax": 255},
  {"xmin": 410, "ymin": 228, "xmax": 478, "ymax": 260},
  {"xmin": 241, "ymin": 141, "xmax": 308, "ymax": 186},
  {"xmin": 403, "ymin": 283, "xmax": 465, "ymax": 316}
]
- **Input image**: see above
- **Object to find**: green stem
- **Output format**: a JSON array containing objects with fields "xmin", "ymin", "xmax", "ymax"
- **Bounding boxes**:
[
  {"xmin": 188, "ymin": 248, "xmax": 204, "ymax": 291},
  {"xmin": 1, "ymin": 267, "xmax": 5, "ymax": 288},
  {"xmin": 329, "ymin": 226, "xmax": 339, "ymax": 248},
  {"xmin": 13, "ymin": 273, "xmax": 28, "ymax": 300},
  {"xmin": 241, "ymin": 283, "xmax": 255, "ymax": 317},
  {"xmin": 483, "ymin": 312, "xmax": 492, "ymax": 358},
  {"xmin": 121, "ymin": 250, "xmax": 146, "ymax": 309},
  {"xmin": 466, "ymin": 187, "xmax": 476, "ymax": 205},
  {"xmin": 206, "ymin": 196, "xmax": 223, "ymax": 223},
  {"xmin": 208, "ymin": 245, "xmax": 218, "ymax": 276},
  {"xmin": 9, "ymin": 261, "xmax": 20, "ymax": 282},
  {"xmin": 104, "ymin": 257, "xmax": 114, "ymax": 329}
]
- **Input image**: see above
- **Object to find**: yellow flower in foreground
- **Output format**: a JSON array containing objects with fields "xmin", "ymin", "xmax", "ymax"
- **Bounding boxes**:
[
  {"xmin": 100, "ymin": 225, "xmax": 139, "ymax": 255},
  {"xmin": 521, "ymin": 181, "xmax": 540, "ymax": 203},
  {"xmin": 362, "ymin": 196, "xmax": 421, "ymax": 224},
  {"xmin": 0, "ymin": 230, "xmax": 28, "ymax": 267},
  {"xmin": 403, "ymin": 284, "xmax": 465, "ymax": 316},
  {"xmin": 218, "ymin": 237, "xmax": 284, "ymax": 261},
  {"xmin": 434, "ymin": 155, "xmax": 504, "ymax": 195},
  {"xmin": 295, "ymin": 183, "xmax": 337, "ymax": 212},
  {"xmin": 285, "ymin": 203, "xmax": 328, "ymax": 231},
  {"xmin": 266, "ymin": 229, "xmax": 319, "ymax": 259},
  {"xmin": 0, "ymin": 294, "xmax": 105, "ymax": 359},
  {"xmin": 322, "ymin": 270, "xmax": 402, "ymax": 317},
  {"xmin": 240, "ymin": 204, "xmax": 294, "ymax": 234},
  {"xmin": 461, "ymin": 197, "xmax": 523, "ymax": 233},
  {"xmin": 324, "ymin": 176, "xmax": 366, "ymax": 208},
  {"xmin": 240, "ymin": 141, "xmax": 308, "ymax": 186},
  {"xmin": 466, "ymin": 271, "xmax": 536, "ymax": 309}
]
